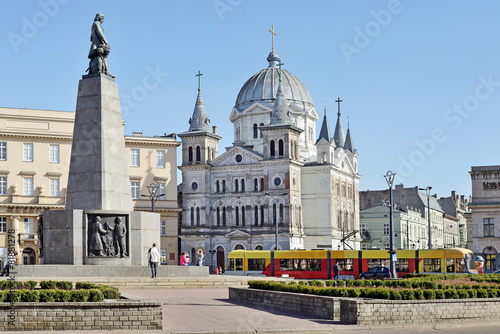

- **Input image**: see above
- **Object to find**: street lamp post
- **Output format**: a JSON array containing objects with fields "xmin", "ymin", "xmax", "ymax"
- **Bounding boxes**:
[
  {"xmin": 383, "ymin": 171, "xmax": 397, "ymax": 279},
  {"xmin": 419, "ymin": 186, "xmax": 432, "ymax": 249},
  {"xmin": 141, "ymin": 183, "xmax": 165, "ymax": 212}
]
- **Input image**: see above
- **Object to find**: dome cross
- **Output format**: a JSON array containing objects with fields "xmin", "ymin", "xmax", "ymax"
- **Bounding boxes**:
[{"xmin": 269, "ymin": 25, "xmax": 277, "ymax": 52}]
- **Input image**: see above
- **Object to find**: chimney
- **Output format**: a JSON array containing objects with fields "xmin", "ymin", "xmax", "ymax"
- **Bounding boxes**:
[{"xmin": 212, "ymin": 126, "xmax": 217, "ymax": 135}]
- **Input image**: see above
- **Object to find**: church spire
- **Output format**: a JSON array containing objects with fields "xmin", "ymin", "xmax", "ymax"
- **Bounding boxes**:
[
  {"xmin": 344, "ymin": 121, "xmax": 356, "ymax": 153},
  {"xmin": 316, "ymin": 104, "xmax": 332, "ymax": 144},
  {"xmin": 269, "ymin": 61, "xmax": 292, "ymax": 125},
  {"xmin": 332, "ymin": 97, "xmax": 345, "ymax": 148},
  {"xmin": 188, "ymin": 71, "xmax": 211, "ymax": 132}
]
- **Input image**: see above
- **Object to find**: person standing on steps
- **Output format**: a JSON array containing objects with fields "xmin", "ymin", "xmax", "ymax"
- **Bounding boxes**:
[{"xmin": 148, "ymin": 243, "xmax": 160, "ymax": 278}]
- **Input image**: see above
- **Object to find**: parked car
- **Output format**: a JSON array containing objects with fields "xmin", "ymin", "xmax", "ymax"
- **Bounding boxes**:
[
  {"xmin": 491, "ymin": 270, "xmax": 500, "ymax": 274},
  {"xmin": 359, "ymin": 266, "xmax": 390, "ymax": 280}
]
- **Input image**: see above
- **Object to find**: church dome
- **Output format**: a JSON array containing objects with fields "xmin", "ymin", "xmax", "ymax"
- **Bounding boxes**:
[{"xmin": 234, "ymin": 51, "xmax": 314, "ymax": 111}]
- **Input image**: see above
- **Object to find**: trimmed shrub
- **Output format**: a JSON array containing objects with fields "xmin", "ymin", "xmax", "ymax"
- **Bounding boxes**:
[
  {"xmin": 56, "ymin": 281, "xmax": 73, "ymax": 290},
  {"xmin": 298, "ymin": 280, "xmax": 306, "ymax": 285},
  {"xmin": 54, "ymin": 290, "xmax": 71, "ymax": 302},
  {"xmin": 288, "ymin": 281, "xmax": 297, "ymax": 285},
  {"xmin": 389, "ymin": 289, "xmax": 402, "ymax": 300},
  {"xmin": 0, "ymin": 290, "xmax": 7, "ymax": 302},
  {"xmin": 445, "ymin": 289, "xmax": 459, "ymax": 299},
  {"xmin": 423, "ymin": 289, "xmax": 436, "ymax": 300},
  {"xmin": 40, "ymin": 280, "xmax": 57, "ymax": 290},
  {"xmin": 400, "ymin": 289, "xmax": 415, "ymax": 300},
  {"xmin": 5, "ymin": 290, "xmax": 20, "ymax": 303},
  {"xmin": 468, "ymin": 289, "xmax": 477, "ymax": 298},
  {"xmin": 18, "ymin": 290, "xmax": 39, "ymax": 302},
  {"xmin": 489, "ymin": 289, "xmax": 499, "ymax": 298},
  {"xmin": 413, "ymin": 289, "xmax": 424, "ymax": 300},
  {"xmin": 435, "ymin": 290, "xmax": 445, "ymax": 299},
  {"xmin": 75, "ymin": 282, "xmax": 99, "ymax": 289},
  {"xmin": 325, "ymin": 280, "xmax": 335, "ymax": 287},
  {"xmin": 472, "ymin": 284, "xmax": 481, "ymax": 289},
  {"xmin": 88, "ymin": 289, "xmax": 104, "ymax": 302},
  {"xmin": 476, "ymin": 289, "xmax": 488, "ymax": 298},
  {"xmin": 39, "ymin": 290, "xmax": 56, "ymax": 302},
  {"xmin": 308, "ymin": 280, "xmax": 323, "ymax": 287},
  {"xmin": 70, "ymin": 289, "xmax": 90, "ymax": 302},
  {"xmin": 422, "ymin": 281, "xmax": 436, "ymax": 290},
  {"xmin": 456, "ymin": 289, "xmax": 469, "ymax": 299},
  {"xmin": 437, "ymin": 283, "xmax": 445, "ymax": 290}
]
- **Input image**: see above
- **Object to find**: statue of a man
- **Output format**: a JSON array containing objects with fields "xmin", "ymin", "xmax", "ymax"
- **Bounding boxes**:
[
  {"xmin": 89, "ymin": 216, "xmax": 109, "ymax": 256},
  {"xmin": 88, "ymin": 13, "xmax": 114, "ymax": 77},
  {"xmin": 110, "ymin": 217, "xmax": 127, "ymax": 257}
]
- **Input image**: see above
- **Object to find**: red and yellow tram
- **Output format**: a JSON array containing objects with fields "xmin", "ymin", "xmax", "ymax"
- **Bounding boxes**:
[{"xmin": 226, "ymin": 248, "xmax": 476, "ymax": 279}]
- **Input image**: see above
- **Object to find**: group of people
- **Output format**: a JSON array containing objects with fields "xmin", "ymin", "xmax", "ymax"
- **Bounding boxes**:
[{"xmin": 146, "ymin": 246, "xmax": 214, "ymax": 278}]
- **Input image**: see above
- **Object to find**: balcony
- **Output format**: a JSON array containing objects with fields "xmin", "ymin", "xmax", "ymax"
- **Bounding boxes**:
[{"xmin": 18, "ymin": 233, "xmax": 38, "ymax": 246}]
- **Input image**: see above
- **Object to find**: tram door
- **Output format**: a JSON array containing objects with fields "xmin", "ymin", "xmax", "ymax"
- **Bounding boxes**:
[{"xmin": 216, "ymin": 246, "xmax": 225, "ymax": 271}]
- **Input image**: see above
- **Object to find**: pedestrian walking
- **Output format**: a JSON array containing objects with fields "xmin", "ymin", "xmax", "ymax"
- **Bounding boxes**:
[
  {"xmin": 148, "ymin": 243, "xmax": 160, "ymax": 278},
  {"xmin": 333, "ymin": 262, "xmax": 339, "ymax": 280}
]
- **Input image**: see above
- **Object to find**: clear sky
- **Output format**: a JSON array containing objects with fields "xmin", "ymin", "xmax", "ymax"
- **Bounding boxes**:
[{"xmin": 1, "ymin": 0, "xmax": 499, "ymax": 199}]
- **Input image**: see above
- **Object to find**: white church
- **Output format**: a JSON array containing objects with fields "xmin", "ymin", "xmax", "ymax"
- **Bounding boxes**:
[{"xmin": 178, "ymin": 42, "xmax": 361, "ymax": 269}]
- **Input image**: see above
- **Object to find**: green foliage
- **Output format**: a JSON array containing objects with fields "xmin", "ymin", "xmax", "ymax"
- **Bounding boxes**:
[
  {"xmin": 445, "ymin": 289, "xmax": 459, "ymax": 299},
  {"xmin": 39, "ymin": 290, "xmax": 56, "ymax": 302},
  {"xmin": 0, "ymin": 290, "xmax": 7, "ymax": 302},
  {"xmin": 298, "ymin": 280, "xmax": 306, "ymax": 286},
  {"xmin": 70, "ymin": 289, "xmax": 90, "ymax": 302},
  {"xmin": 468, "ymin": 289, "xmax": 477, "ymax": 298},
  {"xmin": 476, "ymin": 289, "xmax": 489, "ymax": 298},
  {"xmin": 88, "ymin": 289, "xmax": 104, "ymax": 302},
  {"xmin": 5, "ymin": 290, "xmax": 20, "ymax": 303},
  {"xmin": 40, "ymin": 280, "xmax": 57, "ymax": 290},
  {"xmin": 456, "ymin": 289, "xmax": 469, "ymax": 299},
  {"xmin": 462, "ymin": 284, "xmax": 471, "ymax": 290},
  {"xmin": 437, "ymin": 283, "xmax": 445, "ymax": 289},
  {"xmin": 472, "ymin": 284, "xmax": 482, "ymax": 289},
  {"xmin": 18, "ymin": 289, "xmax": 39, "ymax": 302},
  {"xmin": 400, "ymin": 289, "xmax": 415, "ymax": 300},
  {"xmin": 435, "ymin": 290, "xmax": 445, "ymax": 299},
  {"xmin": 489, "ymin": 289, "xmax": 499, "ymax": 298},
  {"xmin": 288, "ymin": 281, "xmax": 297, "ymax": 285},
  {"xmin": 56, "ymin": 281, "xmax": 73, "ymax": 290},
  {"xmin": 423, "ymin": 289, "xmax": 436, "ymax": 300},
  {"xmin": 308, "ymin": 280, "xmax": 323, "ymax": 287},
  {"xmin": 75, "ymin": 282, "xmax": 99, "ymax": 289},
  {"xmin": 54, "ymin": 290, "xmax": 71, "ymax": 302},
  {"xmin": 413, "ymin": 289, "xmax": 424, "ymax": 300},
  {"xmin": 324, "ymin": 280, "xmax": 335, "ymax": 287},
  {"xmin": 98, "ymin": 286, "xmax": 120, "ymax": 299}
]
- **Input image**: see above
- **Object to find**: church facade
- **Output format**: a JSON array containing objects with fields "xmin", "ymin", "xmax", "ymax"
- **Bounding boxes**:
[{"xmin": 178, "ymin": 48, "xmax": 361, "ymax": 270}]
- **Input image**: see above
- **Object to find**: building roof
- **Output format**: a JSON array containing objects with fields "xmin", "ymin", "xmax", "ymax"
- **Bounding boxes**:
[
  {"xmin": 234, "ymin": 51, "xmax": 314, "ymax": 111},
  {"xmin": 316, "ymin": 111, "xmax": 332, "ymax": 144},
  {"xmin": 332, "ymin": 110, "xmax": 345, "ymax": 148},
  {"xmin": 188, "ymin": 89, "xmax": 211, "ymax": 132}
]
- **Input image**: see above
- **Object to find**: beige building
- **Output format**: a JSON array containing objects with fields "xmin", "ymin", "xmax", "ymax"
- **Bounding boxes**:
[
  {"xmin": 469, "ymin": 166, "xmax": 500, "ymax": 272},
  {"xmin": 0, "ymin": 107, "xmax": 180, "ymax": 267}
]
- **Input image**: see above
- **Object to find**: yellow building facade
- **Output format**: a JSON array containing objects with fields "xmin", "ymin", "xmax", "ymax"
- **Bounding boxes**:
[{"xmin": 0, "ymin": 107, "xmax": 180, "ymax": 267}]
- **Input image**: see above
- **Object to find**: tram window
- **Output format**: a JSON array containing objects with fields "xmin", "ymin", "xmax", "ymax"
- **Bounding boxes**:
[
  {"xmin": 368, "ymin": 259, "xmax": 389, "ymax": 269},
  {"xmin": 446, "ymin": 258, "xmax": 455, "ymax": 273},
  {"xmin": 336, "ymin": 259, "xmax": 354, "ymax": 271},
  {"xmin": 279, "ymin": 259, "xmax": 322, "ymax": 271},
  {"xmin": 424, "ymin": 259, "xmax": 441, "ymax": 272},
  {"xmin": 396, "ymin": 259, "xmax": 409, "ymax": 272},
  {"xmin": 248, "ymin": 259, "xmax": 266, "ymax": 271},
  {"xmin": 280, "ymin": 259, "xmax": 293, "ymax": 271},
  {"xmin": 308, "ymin": 259, "xmax": 321, "ymax": 271},
  {"xmin": 235, "ymin": 258, "xmax": 243, "ymax": 271},
  {"xmin": 456, "ymin": 259, "xmax": 466, "ymax": 273},
  {"xmin": 228, "ymin": 259, "xmax": 235, "ymax": 271}
]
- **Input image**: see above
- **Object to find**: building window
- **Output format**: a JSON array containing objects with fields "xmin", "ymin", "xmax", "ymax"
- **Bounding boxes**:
[
  {"xmin": 216, "ymin": 207, "xmax": 220, "ymax": 227},
  {"xmin": 156, "ymin": 182, "xmax": 166, "ymax": 200},
  {"xmin": 161, "ymin": 249, "xmax": 167, "ymax": 264},
  {"xmin": 196, "ymin": 207, "xmax": 200, "ymax": 226},
  {"xmin": 254, "ymin": 206, "xmax": 259, "ymax": 226},
  {"xmin": 23, "ymin": 177, "xmax": 33, "ymax": 196},
  {"xmin": 196, "ymin": 146, "xmax": 201, "ymax": 162},
  {"xmin": 484, "ymin": 218, "xmax": 495, "ymax": 237},
  {"xmin": 190, "ymin": 207, "xmax": 194, "ymax": 226},
  {"xmin": 222, "ymin": 180, "xmax": 226, "ymax": 193},
  {"xmin": 241, "ymin": 179, "xmax": 245, "ymax": 192},
  {"xmin": 270, "ymin": 140, "xmax": 275, "ymax": 156},
  {"xmin": 222, "ymin": 207, "xmax": 226, "ymax": 226},
  {"xmin": 260, "ymin": 206, "xmax": 264, "ymax": 226},
  {"xmin": 253, "ymin": 123, "xmax": 258, "ymax": 138},
  {"xmin": 0, "ymin": 176, "xmax": 6, "ymax": 195},
  {"xmin": 234, "ymin": 179, "xmax": 239, "ymax": 192},
  {"xmin": 383, "ymin": 223, "xmax": 389, "ymax": 235},
  {"xmin": 273, "ymin": 203, "xmax": 277, "ymax": 225},
  {"xmin": 235, "ymin": 207, "xmax": 239, "ymax": 226},
  {"xmin": 278, "ymin": 139, "xmax": 284, "ymax": 156},
  {"xmin": 279, "ymin": 203, "xmax": 284, "ymax": 223},
  {"xmin": 23, "ymin": 143, "xmax": 33, "ymax": 162},
  {"xmin": 216, "ymin": 180, "xmax": 220, "ymax": 193},
  {"xmin": 156, "ymin": 150, "xmax": 165, "ymax": 168},
  {"xmin": 131, "ymin": 181, "xmax": 140, "ymax": 199},
  {"xmin": 241, "ymin": 206, "xmax": 245, "ymax": 226},
  {"xmin": 254, "ymin": 179, "xmax": 258, "ymax": 192},
  {"xmin": 188, "ymin": 147, "xmax": 193, "ymax": 163},
  {"xmin": 160, "ymin": 221, "xmax": 166, "ymax": 236},
  {"xmin": 49, "ymin": 178, "xmax": 60, "ymax": 197},
  {"xmin": 260, "ymin": 178, "xmax": 264, "ymax": 191},
  {"xmin": 24, "ymin": 218, "xmax": 34, "ymax": 238},
  {"xmin": 260, "ymin": 123, "xmax": 264, "ymax": 138},
  {"xmin": 130, "ymin": 149, "xmax": 140, "ymax": 167},
  {"xmin": 49, "ymin": 144, "xmax": 60, "ymax": 163},
  {"xmin": 0, "ymin": 142, "xmax": 6, "ymax": 160},
  {"xmin": 0, "ymin": 217, "xmax": 6, "ymax": 233}
]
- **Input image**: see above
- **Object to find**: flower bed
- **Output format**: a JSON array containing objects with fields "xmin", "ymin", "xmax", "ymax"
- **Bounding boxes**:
[
  {"xmin": 248, "ymin": 274, "xmax": 500, "ymax": 300},
  {"xmin": 0, "ymin": 280, "xmax": 121, "ymax": 303}
]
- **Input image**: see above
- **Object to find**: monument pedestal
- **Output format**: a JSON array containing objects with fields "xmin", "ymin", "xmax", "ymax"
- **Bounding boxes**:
[{"xmin": 42, "ymin": 74, "xmax": 160, "ymax": 269}]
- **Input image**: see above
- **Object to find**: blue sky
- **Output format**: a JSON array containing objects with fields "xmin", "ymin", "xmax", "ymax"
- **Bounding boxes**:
[{"xmin": 1, "ymin": 0, "xmax": 499, "ymax": 199}]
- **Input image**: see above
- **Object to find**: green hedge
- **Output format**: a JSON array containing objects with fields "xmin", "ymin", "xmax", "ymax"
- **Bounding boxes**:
[
  {"xmin": 0, "ymin": 280, "xmax": 37, "ymax": 290},
  {"xmin": 248, "ymin": 280, "xmax": 500, "ymax": 300}
]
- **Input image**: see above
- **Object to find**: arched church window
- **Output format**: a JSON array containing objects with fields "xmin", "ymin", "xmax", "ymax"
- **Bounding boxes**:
[
  {"xmin": 273, "ymin": 203, "xmax": 277, "ymax": 225},
  {"xmin": 260, "ymin": 206, "xmax": 264, "ymax": 226},
  {"xmin": 234, "ymin": 179, "xmax": 239, "ymax": 192},
  {"xmin": 279, "ymin": 203, "xmax": 284, "ymax": 223},
  {"xmin": 278, "ymin": 139, "xmax": 284, "ymax": 156},
  {"xmin": 253, "ymin": 123, "xmax": 258, "ymax": 139},
  {"xmin": 235, "ymin": 206, "xmax": 239, "ymax": 226},
  {"xmin": 222, "ymin": 207, "xmax": 226, "ymax": 226},
  {"xmin": 241, "ymin": 206, "xmax": 245, "ymax": 226},
  {"xmin": 235, "ymin": 244, "xmax": 244, "ymax": 250},
  {"xmin": 222, "ymin": 180, "xmax": 226, "ymax": 193},
  {"xmin": 260, "ymin": 123, "xmax": 264, "ymax": 138},
  {"xmin": 190, "ymin": 207, "xmax": 194, "ymax": 226},
  {"xmin": 322, "ymin": 152, "xmax": 326, "ymax": 163},
  {"xmin": 241, "ymin": 179, "xmax": 245, "ymax": 192},
  {"xmin": 217, "ymin": 207, "xmax": 221, "ymax": 227},
  {"xmin": 260, "ymin": 178, "xmax": 264, "ymax": 191},
  {"xmin": 254, "ymin": 205, "xmax": 259, "ymax": 226},
  {"xmin": 207, "ymin": 147, "xmax": 211, "ymax": 161},
  {"xmin": 255, "ymin": 245, "xmax": 263, "ymax": 250},
  {"xmin": 196, "ymin": 207, "xmax": 200, "ymax": 226},
  {"xmin": 216, "ymin": 180, "xmax": 220, "ymax": 193},
  {"xmin": 254, "ymin": 178, "xmax": 258, "ymax": 192},
  {"xmin": 196, "ymin": 146, "xmax": 201, "ymax": 162},
  {"xmin": 270, "ymin": 140, "xmax": 275, "ymax": 156},
  {"xmin": 188, "ymin": 147, "xmax": 193, "ymax": 163}
]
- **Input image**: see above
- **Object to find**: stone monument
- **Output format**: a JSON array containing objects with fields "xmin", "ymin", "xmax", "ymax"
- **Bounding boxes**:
[{"xmin": 41, "ymin": 14, "xmax": 159, "ymax": 268}]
